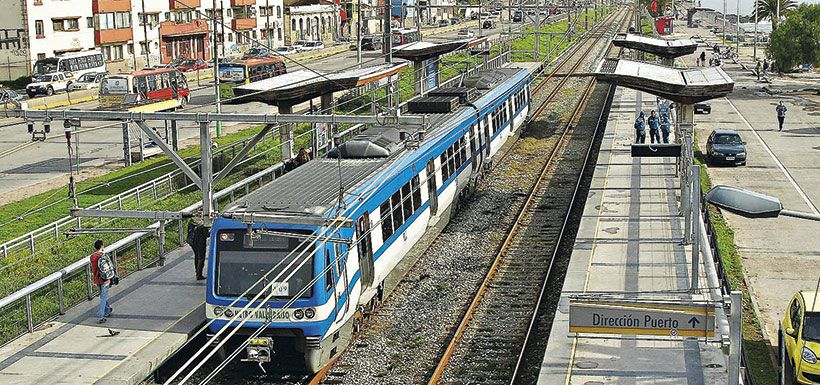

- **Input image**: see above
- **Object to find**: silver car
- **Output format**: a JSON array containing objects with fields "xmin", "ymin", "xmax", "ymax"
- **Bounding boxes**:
[{"xmin": 69, "ymin": 72, "xmax": 107, "ymax": 91}]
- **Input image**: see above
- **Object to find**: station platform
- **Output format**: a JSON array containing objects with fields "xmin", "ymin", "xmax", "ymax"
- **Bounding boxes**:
[
  {"xmin": 537, "ymin": 87, "xmax": 729, "ymax": 384},
  {"xmin": 0, "ymin": 248, "xmax": 204, "ymax": 385}
]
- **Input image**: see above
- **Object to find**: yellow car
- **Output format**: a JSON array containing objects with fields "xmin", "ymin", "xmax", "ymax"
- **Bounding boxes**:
[{"xmin": 781, "ymin": 291, "xmax": 820, "ymax": 384}]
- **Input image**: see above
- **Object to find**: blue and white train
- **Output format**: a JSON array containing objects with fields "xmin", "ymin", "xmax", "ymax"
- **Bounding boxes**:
[{"xmin": 205, "ymin": 66, "xmax": 532, "ymax": 372}]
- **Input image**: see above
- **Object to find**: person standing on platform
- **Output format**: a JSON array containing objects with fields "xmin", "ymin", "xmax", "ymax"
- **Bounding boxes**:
[
  {"xmin": 776, "ymin": 101, "xmax": 788, "ymax": 131},
  {"xmin": 696, "ymin": 57, "xmax": 700, "ymax": 66},
  {"xmin": 186, "ymin": 217, "xmax": 209, "ymax": 281},
  {"xmin": 634, "ymin": 111, "xmax": 646, "ymax": 144},
  {"xmin": 647, "ymin": 110, "xmax": 661, "ymax": 144},
  {"xmin": 763, "ymin": 59, "xmax": 770, "ymax": 78},
  {"xmin": 700, "ymin": 51, "xmax": 706, "ymax": 66},
  {"xmin": 90, "ymin": 239, "xmax": 115, "ymax": 323},
  {"xmin": 755, "ymin": 61, "xmax": 762, "ymax": 80},
  {"xmin": 660, "ymin": 113, "xmax": 671, "ymax": 143}
]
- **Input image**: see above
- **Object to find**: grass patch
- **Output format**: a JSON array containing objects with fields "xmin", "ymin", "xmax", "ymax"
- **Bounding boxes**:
[{"xmin": 693, "ymin": 138, "xmax": 779, "ymax": 385}]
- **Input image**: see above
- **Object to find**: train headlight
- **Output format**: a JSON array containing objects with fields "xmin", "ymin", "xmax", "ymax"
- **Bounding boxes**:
[
  {"xmin": 304, "ymin": 308, "xmax": 315, "ymax": 319},
  {"xmin": 293, "ymin": 309, "xmax": 304, "ymax": 319}
]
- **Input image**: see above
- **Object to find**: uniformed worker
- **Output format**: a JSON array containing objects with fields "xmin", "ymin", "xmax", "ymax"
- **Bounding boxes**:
[{"xmin": 186, "ymin": 216, "xmax": 209, "ymax": 281}]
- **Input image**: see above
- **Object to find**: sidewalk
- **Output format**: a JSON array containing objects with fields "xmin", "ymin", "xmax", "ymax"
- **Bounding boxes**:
[
  {"xmin": 537, "ymin": 87, "xmax": 728, "ymax": 384},
  {"xmin": 0, "ymin": 248, "xmax": 205, "ymax": 385}
]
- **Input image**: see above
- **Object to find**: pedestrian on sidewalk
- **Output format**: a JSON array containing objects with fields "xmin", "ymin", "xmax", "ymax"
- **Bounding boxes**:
[
  {"xmin": 700, "ymin": 51, "xmax": 706, "ymax": 66},
  {"xmin": 90, "ymin": 239, "xmax": 115, "ymax": 323},
  {"xmin": 647, "ymin": 110, "xmax": 661, "ymax": 144},
  {"xmin": 696, "ymin": 57, "xmax": 701, "ymax": 66},
  {"xmin": 776, "ymin": 101, "xmax": 788, "ymax": 131},
  {"xmin": 755, "ymin": 61, "xmax": 761, "ymax": 81},
  {"xmin": 660, "ymin": 113, "xmax": 671, "ymax": 143},
  {"xmin": 763, "ymin": 59, "xmax": 769, "ymax": 78},
  {"xmin": 634, "ymin": 111, "xmax": 646, "ymax": 144},
  {"xmin": 709, "ymin": 58, "xmax": 713, "ymax": 66},
  {"xmin": 186, "ymin": 217, "xmax": 209, "ymax": 280}
]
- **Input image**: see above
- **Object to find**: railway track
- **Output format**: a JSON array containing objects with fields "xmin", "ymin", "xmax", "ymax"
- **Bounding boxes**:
[{"xmin": 427, "ymin": 10, "xmax": 631, "ymax": 385}]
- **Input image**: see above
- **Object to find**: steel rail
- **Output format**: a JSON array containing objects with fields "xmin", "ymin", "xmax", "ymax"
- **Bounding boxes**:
[{"xmin": 426, "ymin": 10, "xmax": 629, "ymax": 384}]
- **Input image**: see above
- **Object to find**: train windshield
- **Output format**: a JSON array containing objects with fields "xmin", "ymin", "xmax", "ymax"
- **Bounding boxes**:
[{"xmin": 215, "ymin": 229, "xmax": 314, "ymax": 299}]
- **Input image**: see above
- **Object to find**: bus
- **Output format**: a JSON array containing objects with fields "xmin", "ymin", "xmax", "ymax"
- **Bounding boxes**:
[
  {"xmin": 217, "ymin": 57, "xmax": 286, "ymax": 99},
  {"xmin": 389, "ymin": 28, "xmax": 420, "ymax": 50},
  {"xmin": 99, "ymin": 68, "xmax": 190, "ymax": 110},
  {"xmin": 32, "ymin": 50, "xmax": 105, "ymax": 79}
]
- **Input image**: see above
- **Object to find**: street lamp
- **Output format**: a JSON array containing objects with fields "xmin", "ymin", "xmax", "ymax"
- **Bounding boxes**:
[{"xmin": 704, "ymin": 185, "xmax": 820, "ymax": 221}]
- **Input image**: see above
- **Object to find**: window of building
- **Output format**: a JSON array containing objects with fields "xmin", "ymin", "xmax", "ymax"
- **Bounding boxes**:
[
  {"xmin": 37, "ymin": 53, "xmax": 46, "ymax": 60},
  {"xmin": 277, "ymin": 6, "xmax": 281, "ymax": 18},
  {"xmin": 226, "ymin": 8, "xmax": 232, "ymax": 17},
  {"xmin": 96, "ymin": 12, "xmax": 132, "ymax": 30},
  {"xmin": 227, "ymin": 32, "xmax": 233, "ymax": 42},
  {"xmin": 116, "ymin": 12, "xmax": 132, "ymax": 28},
  {"xmin": 139, "ymin": 13, "xmax": 160, "ymax": 28},
  {"xmin": 164, "ymin": 12, "xmax": 171, "ymax": 21},
  {"xmin": 53, "ymin": 20, "xmax": 64, "ymax": 32},
  {"xmin": 35, "ymin": 20, "xmax": 44, "ymax": 37}
]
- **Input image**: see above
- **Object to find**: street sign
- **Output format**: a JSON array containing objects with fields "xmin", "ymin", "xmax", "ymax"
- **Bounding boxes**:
[{"xmin": 569, "ymin": 299, "xmax": 715, "ymax": 338}]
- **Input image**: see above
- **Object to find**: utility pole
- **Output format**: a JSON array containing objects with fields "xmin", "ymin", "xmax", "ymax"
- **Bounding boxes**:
[
  {"xmin": 753, "ymin": 0, "xmax": 758, "ymax": 61},
  {"xmin": 212, "ymin": 0, "xmax": 222, "ymax": 137},
  {"xmin": 357, "ymin": 0, "xmax": 362, "ymax": 66},
  {"xmin": 266, "ymin": 0, "xmax": 272, "ymax": 48},
  {"xmin": 141, "ymin": 0, "xmax": 150, "ymax": 67},
  {"xmin": 735, "ymin": 0, "xmax": 739, "ymax": 53},
  {"xmin": 384, "ymin": 0, "xmax": 392, "ymax": 63},
  {"xmin": 722, "ymin": 0, "xmax": 726, "ymax": 43}
]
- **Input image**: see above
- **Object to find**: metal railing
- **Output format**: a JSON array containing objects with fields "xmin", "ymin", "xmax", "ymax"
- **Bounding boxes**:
[
  {"xmin": 700, "ymin": 196, "xmax": 756, "ymax": 385},
  {"xmin": 0, "ymin": 126, "xmax": 282, "ymax": 263}
]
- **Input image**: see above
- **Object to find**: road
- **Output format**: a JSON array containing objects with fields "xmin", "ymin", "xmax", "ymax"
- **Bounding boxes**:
[{"xmin": 0, "ymin": 17, "xmax": 550, "ymax": 201}]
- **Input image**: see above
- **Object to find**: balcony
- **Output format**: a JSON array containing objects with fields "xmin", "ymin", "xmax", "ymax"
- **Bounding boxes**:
[
  {"xmin": 231, "ymin": 0, "xmax": 256, "ymax": 6},
  {"xmin": 232, "ymin": 18, "xmax": 257, "ymax": 30},
  {"xmin": 92, "ymin": 0, "xmax": 131, "ymax": 13},
  {"xmin": 159, "ymin": 19, "xmax": 209, "ymax": 37},
  {"xmin": 95, "ymin": 28, "xmax": 133, "ymax": 44},
  {"xmin": 169, "ymin": 0, "xmax": 200, "ymax": 9}
]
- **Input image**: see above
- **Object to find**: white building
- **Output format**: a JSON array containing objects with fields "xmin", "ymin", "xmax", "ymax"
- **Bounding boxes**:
[{"xmin": 0, "ymin": 0, "xmax": 285, "ymax": 81}]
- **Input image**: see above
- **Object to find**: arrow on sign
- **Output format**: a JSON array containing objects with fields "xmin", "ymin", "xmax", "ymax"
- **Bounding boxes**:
[{"xmin": 688, "ymin": 317, "xmax": 700, "ymax": 328}]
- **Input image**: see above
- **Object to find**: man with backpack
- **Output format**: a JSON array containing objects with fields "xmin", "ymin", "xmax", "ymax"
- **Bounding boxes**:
[
  {"xmin": 634, "ymin": 111, "xmax": 646, "ymax": 144},
  {"xmin": 186, "ymin": 217, "xmax": 209, "ymax": 281},
  {"xmin": 90, "ymin": 239, "xmax": 116, "ymax": 323}
]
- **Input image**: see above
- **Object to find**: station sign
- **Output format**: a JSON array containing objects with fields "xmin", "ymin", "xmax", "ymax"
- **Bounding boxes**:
[{"xmin": 569, "ymin": 299, "xmax": 715, "ymax": 338}]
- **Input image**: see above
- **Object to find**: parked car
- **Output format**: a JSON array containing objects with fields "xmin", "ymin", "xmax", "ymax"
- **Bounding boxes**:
[
  {"xmin": 482, "ymin": 20, "xmax": 496, "ymax": 29},
  {"xmin": 449, "ymin": 18, "xmax": 460, "ymax": 25},
  {"xmin": 292, "ymin": 40, "xmax": 308, "ymax": 51},
  {"xmin": 694, "ymin": 100, "xmax": 711, "ymax": 114},
  {"xmin": 780, "ymin": 290, "xmax": 820, "ymax": 385},
  {"xmin": 301, "ymin": 41, "xmax": 325, "ymax": 51},
  {"xmin": 0, "ymin": 88, "xmax": 24, "ymax": 104},
  {"xmin": 438, "ymin": 19, "xmax": 451, "ymax": 27},
  {"xmin": 706, "ymin": 129, "xmax": 746, "ymax": 166},
  {"xmin": 470, "ymin": 12, "xmax": 479, "ymax": 20},
  {"xmin": 512, "ymin": 11, "xmax": 524, "ymax": 22},
  {"xmin": 458, "ymin": 29, "xmax": 475, "ymax": 38},
  {"xmin": 69, "ymin": 72, "xmax": 107, "ymax": 91},
  {"xmin": 176, "ymin": 59, "xmax": 208, "ymax": 72},
  {"xmin": 242, "ymin": 47, "xmax": 273, "ymax": 59},
  {"xmin": 275, "ymin": 45, "xmax": 300, "ymax": 55},
  {"xmin": 26, "ymin": 72, "xmax": 73, "ymax": 97},
  {"xmin": 359, "ymin": 36, "xmax": 383, "ymax": 51}
]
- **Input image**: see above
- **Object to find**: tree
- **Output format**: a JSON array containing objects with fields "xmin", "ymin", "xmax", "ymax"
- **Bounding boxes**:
[
  {"xmin": 752, "ymin": 0, "xmax": 798, "ymax": 28},
  {"xmin": 639, "ymin": 0, "xmax": 670, "ymax": 18},
  {"xmin": 767, "ymin": 4, "xmax": 820, "ymax": 71}
]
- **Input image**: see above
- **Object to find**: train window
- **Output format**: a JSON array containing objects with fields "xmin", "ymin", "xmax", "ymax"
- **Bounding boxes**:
[
  {"xmin": 356, "ymin": 213, "xmax": 374, "ymax": 289},
  {"xmin": 447, "ymin": 147, "xmax": 456, "ymax": 177},
  {"xmin": 411, "ymin": 175, "xmax": 421, "ymax": 211},
  {"xmin": 440, "ymin": 153, "xmax": 449, "ymax": 181},
  {"xmin": 454, "ymin": 142, "xmax": 462, "ymax": 167},
  {"xmin": 380, "ymin": 201, "xmax": 393, "ymax": 239},
  {"xmin": 325, "ymin": 254, "xmax": 334, "ymax": 291},
  {"xmin": 460, "ymin": 137, "xmax": 468, "ymax": 166},
  {"xmin": 391, "ymin": 192, "xmax": 403, "ymax": 230},
  {"xmin": 401, "ymin": 182, "xmax": 413, "ymax": 221}
]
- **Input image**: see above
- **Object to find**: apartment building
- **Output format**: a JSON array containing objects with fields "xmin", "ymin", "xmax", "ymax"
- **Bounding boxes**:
[
  {"xmin": 283, "ymin": 0, "xmax": 338, "ymax": 44},
  {"xmin": 0, "ymin": 0, "xmax": 285, "ymax": 81}
]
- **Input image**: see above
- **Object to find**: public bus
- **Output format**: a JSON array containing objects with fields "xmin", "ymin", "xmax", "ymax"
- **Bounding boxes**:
[
  {"xmin": 217, "ymin": 57, "xmax": 287, "ymax": 99},
  {"xmin": 389, "ymin": 28, "xmax": 420, "ymax": 51},
  {"xmin": 98, "ymin": 68, "xmax": 190, "ymax": 110},
  {"xmin": 32, "ymin": 50, "xmax": 106, "ymax": 79}
]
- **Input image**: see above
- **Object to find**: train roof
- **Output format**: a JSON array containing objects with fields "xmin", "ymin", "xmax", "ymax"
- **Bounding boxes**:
[{"xmin": 227, "ymin": 67, "xmax": 528, "ymax": 219}]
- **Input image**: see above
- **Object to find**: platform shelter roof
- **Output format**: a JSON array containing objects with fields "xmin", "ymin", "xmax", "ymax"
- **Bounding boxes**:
[
  {"xmin": 392, "ymin": 37, "xmax": 487, "ymax": 61},
  {"xmin": 233, "ymin": 62, "xmax": 409, "ymax": 105},
  {"xmin": 612, "ymin": 33, "xmax": 698, "ymax": 58},
  {"xmin": 594, "ymin": 58, "xmax": 733, "ymax": 104}
]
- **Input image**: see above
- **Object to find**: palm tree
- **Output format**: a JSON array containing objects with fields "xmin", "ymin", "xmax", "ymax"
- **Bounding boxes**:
[{"xmin": 752, "ymin": 0, "xmax": 798, "ymax": 28}]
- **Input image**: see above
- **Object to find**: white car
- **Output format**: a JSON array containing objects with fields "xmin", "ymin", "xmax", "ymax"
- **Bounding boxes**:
[
  {"xmin": 69, "ymin": 72, "xmax": 107, "ymax": 91},
  {"xmin": 275, "ymin": 46, "xmax": 299, "ymax": 55},
  {"xmin": 293, "ymin": 40, "xmax": 308, "ymax": 51},
  {"xmin": 26, "ymin": 72, "xmax": 74, "ymax": 97},
  {"xmin": 458, "ymin": 29, "xmax": 475, "ymax": 38},
  {"xmin": 301, "ymin": 41, "xmax": 325, "ymax": 51}
]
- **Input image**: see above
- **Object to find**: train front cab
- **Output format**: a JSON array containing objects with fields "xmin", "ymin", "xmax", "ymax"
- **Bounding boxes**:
[{"xmin": 205, "ymin": 220, "xmax": 359, "ymax": 372}]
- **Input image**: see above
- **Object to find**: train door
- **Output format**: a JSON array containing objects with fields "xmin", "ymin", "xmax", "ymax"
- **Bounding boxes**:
[
  {"xmin": 483, "ymin": 115, "xmax": 491, "ymax": 158},
  {"xmin": 333, "ymin": 242, "xmax": 352, "ymax": 323},
  {"xmin": 426, "ymin": 159, "xmax": 438, "ymax": 216},
  {"xmin": 469, "ymin": 125, "xmax": 478, "ymax": 172},
  {"xmin": 355, "ymin": 213, "xmax": 374, "ymax": 290}
]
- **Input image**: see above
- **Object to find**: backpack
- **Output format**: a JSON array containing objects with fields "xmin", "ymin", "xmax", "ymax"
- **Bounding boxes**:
[{"xmin": 97, "ymin": 253, "xmax": 116, "ymax": 281}]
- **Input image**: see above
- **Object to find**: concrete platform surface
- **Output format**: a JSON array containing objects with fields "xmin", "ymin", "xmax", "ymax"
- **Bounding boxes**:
[
  {"xmin": 0, "ymin": 248, "xmax": 205, "ymax": 385},
  {"xmin": 537, "ymin": 87, "xmax": 729, "ymax": 385}
]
